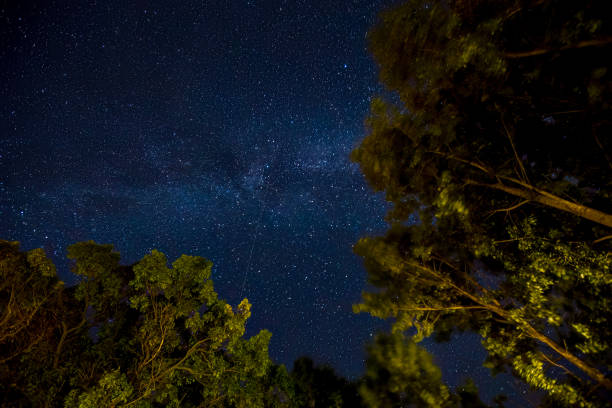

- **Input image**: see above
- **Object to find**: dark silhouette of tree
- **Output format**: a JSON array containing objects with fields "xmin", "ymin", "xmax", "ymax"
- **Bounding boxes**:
[
  {"xmin": 291, "ymin": 357, "xmax": 364, "ymax": 408},
  {"xmin": 352, "ymin": 0, "xmax": 611, "ymax": 406}
]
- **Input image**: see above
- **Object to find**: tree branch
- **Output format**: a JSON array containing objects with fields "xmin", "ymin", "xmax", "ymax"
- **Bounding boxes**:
[
  {"xmin": 504, "ymin": 38, "xmax": 612, "ymax": 58},
  {"xmin": 488, "ymin": 200, "xmax": 530, "ymax": 216},
  {"xmin": 537, "ymin": 351, "xmax": 581, "ymax": 382},
  {"xmin": 593, "ymin": 130, "xmax": 612, "ymax": 170},
  {"xmin": 399, "ymin": 260, "xmax": 612, "ymax": 389},
  {"xmin": 53, "ymin": 310, "xmax": 87, "ymax": 369},
  {"xmin": 431, "ymin": 150, "xmax": 612, "ymax": 227},
  {"xmin": 593, "ymin": 234, "xmax": 612, "ymax": 245},
  {"xmin": 500, "ymin": 113, "xmax": 529, "ymax": 183},
  {"xmin": 475, "ymin": 180, "xmax": 612, "ymax": 228},
  {"xmin": 399, "ymin": 305, "xmax": 488, "ymax": 312}
]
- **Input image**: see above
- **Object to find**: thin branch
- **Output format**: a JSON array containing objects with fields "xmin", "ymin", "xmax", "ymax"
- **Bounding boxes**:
[
  {"xmin": 430, "ymin": 255, "xmax": 497, "ymax": 303},
  {"xmin": 504, "ymin": 37, "xmax": 612, "ymax": 59},
  {"xmin": 138, "ymin": 326, "xmax": 167, "ymax": 372},
  {"xmin": 500, "ymin": 112, "xmax": 529, "ymax": 183},
  {"xmin": 0, "ymin": 330, "xmax": 47, "ymax": 365},
  {"xmin": 468, "ymin": 178, "xmax": 612, "ymax": 228},
  {"xmin": 593, "ymin": 235, "xmax": 612, "ymax": 245},
  {"xmin": 156, "ymin": 337, "xmax": 211, "ymax": 383},
  {"xmin": 0, "ymin": 294, "xmax": 50, "ymax": 342},
  {"xmin": 206, "ymin": 394, "xmax": 226, "ymax": 407},
  {"xmin": 544, "ymin": 109, "xmax": 585, "ymax": 115},
  {"xmin": 593, "ymin": 130, "xmax": 612, "ymax": 170},
  {"xmin": 429, "ymin": 151, "xmax": 493, "ymax": 174},
  {"xmin": 504, "ymin": 0, "xmax": 546, "ymax": 19},
  {"xmin": 489, "ymin": 200, "xmax": 530, "ymax": 215},
  {"xmin": 537, "ymin": 351, "xmax": 581, "ymax": 382},
  {"xmin": 494, "ymin": 237, "xmax": 523, "ymax": 244},
  {"xmin": 432, "ymin": 150, "xmax": 612, "ymax": 227},
  {"xmin": 398, "ymin": 305, "xmax": 488, "ymax": 312},
  {"xmin": 398, "ymin": 260, "xmax": 612, "ymax": 388},
  {"xmin": 0, "ymin": 285, "xmax": 16, "ymax": 328},
  {"xmin": 174, "ymin": 365, "xmax": 200, "ymax": 376},
  {"xmin": 122, "ymin": 392, "xmax": 148, "ymax": 408},
  {"xmin": 53, "ymin": 312, "xmax": 87, "ymax": 369}
]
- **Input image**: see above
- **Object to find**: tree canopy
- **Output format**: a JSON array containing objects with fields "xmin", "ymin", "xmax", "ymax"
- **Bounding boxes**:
[
  {"xmin": 360, "ymin": 332, "xmax": 492, "ymax": 408},
  {"xmin": 0, "ymin": 240, "xmax": 284, "ymax": 407},
  {"xmin": 1, "ymin": 239, "xmax": 500, "ymax": 407},
  {"xmin": 352, "ymin": 0, "xmax": 611, "ymax": 406}
]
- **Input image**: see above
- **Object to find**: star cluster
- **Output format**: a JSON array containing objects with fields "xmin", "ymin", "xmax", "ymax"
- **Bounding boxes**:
[{"xmin": 1, "ymin": 1, "xmax": 528, "ymax": 404}]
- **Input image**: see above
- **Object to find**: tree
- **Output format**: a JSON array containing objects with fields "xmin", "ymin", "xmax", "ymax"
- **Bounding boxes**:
[
  {"xmin": 0, "ymin": 240, "xmax": 70, "ymax": 406},
  {"xmin": 291, "ymin": 357, "xmax": 364, "ymax": 408},
  {"xmin": 352, "ymin": 0, "xmax": 611, "ymax": 406},
  {"xmin": 0, "ymin": 240, "xmax": 288, "ymax": 407},
  {"xmin": 360, "ymin": 332, "xmax": 493, "ymax": 408},
  {"xmin": 359, "ymin": 332, "xmax": 452, "ymax": 408}
]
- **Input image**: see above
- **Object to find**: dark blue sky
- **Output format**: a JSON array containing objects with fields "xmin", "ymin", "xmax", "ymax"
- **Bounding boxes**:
[{"xmin": 1, "ymin": 1, "xmax": 531, "ymax": 405}]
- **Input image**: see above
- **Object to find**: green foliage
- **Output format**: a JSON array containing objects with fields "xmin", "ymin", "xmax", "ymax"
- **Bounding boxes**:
[
  {"xmin": 0, "ymin": 240, "xmax": 73, "ymax": 407},
  {"xmin": 0, "ymin": 240, "xmax": 289, "ymax": 407},
  {"xmin": 353, "ymin": 0, "xmax": 612, "ymax": 406},
  {"xmin": 360, "ymin": 332, "xmax": 451, "ymax": 408},
  {"xmin": 359, "ymin": 333, "xmax": 495, "ymax": 408},
  {"xmin": 64, "ymin": 370, "xmax": 135, "ymax": 408}
]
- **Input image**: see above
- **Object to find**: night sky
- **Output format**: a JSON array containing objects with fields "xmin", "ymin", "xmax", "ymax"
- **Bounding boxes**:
[{"xmin": 1, "ymin": 1, "xmax": 531, "ymax": 405}]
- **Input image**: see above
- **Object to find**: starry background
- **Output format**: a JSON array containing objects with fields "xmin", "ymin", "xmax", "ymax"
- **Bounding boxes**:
[{"xmin": 1, "ymin": 0, "xmax": 531, "ymax": 405}]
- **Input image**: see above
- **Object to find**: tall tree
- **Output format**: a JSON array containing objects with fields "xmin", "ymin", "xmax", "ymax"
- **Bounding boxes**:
[
  {"xmin": 0, "ymin": 240, "xmax": 287, "ymax": 407},
  {"xmin": 352, "ymin": 0, "xmax": 611, "ymax": 406}
]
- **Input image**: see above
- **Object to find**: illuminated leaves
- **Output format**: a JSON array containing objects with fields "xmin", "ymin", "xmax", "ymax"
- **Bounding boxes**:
[
  {"xmin": 360, "ymin": 332, "xmax": 452, "ymax": 408},
  {"xmin": 1, "ymin": 241, "xmax": 283, "ymax": 407},
  {"xmin": 353, "ymin": 0, "xmax": 612, "ymax": 405}
]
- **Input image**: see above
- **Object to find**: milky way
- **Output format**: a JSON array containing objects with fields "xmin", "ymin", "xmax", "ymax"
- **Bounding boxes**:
[{"xmin": 1, "ymin": 1, "xmax": 529, "ymax": 405}]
